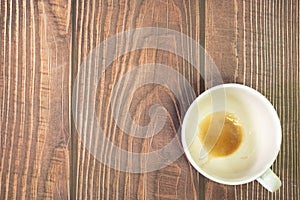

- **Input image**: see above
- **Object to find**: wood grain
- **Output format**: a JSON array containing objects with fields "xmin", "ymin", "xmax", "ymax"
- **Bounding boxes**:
[
  {"xmin": 206, "ymin": 0, "xmax": 299, "ymax": 199},
  {"xmin": 72, "ymin": 0, "xmax": 205, "ymax": 199},
  {"xmin": 1, "ymin": 0, "xmax": 299, "ymax": 199},
  {"xmin": 0, "ymin": 0, "xmax": 71, "ymax": 199}
]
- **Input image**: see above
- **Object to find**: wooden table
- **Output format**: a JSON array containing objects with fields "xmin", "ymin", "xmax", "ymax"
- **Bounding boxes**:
[{"xmin": 1, "ymin": 0, "xmax": 299, "ymax": 199}]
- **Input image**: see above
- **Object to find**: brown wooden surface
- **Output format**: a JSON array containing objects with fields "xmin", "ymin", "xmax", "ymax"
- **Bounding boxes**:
[
  {"xmin": 206, "ymin": 0, "xmax": 300, "ymax": 199},
  {"xmin": 72, "ymin": 1, "xmax": 203, "ymax": 199},
  {"xmin": 0, "ymin": 0, "xmax": 299, "ymax": 199},
  {"xmin": 0, "ymin": 0, "xmax": 71, "ymax": 199}
]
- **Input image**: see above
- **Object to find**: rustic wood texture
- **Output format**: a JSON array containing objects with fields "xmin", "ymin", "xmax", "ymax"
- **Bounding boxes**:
[
  {"xmin": 1, "ymin": 0, "xmax": 299, "ymax": 199},
  {"xmin": 0, "ymin": 0, "xmax": 71, "ymax": 199},
  {"xmin": 206, "ymin": 0, "xmax": 299, "ymax": 199},
  {"xmin": 72, "ymin": 0, "xmax": 204, "ymax": 199}
]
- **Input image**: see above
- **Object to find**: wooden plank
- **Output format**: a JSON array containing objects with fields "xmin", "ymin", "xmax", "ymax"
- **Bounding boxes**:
[
  {"xmin": 72, "ymin": 0, "xmax": 205, "ymax": 199},
  {"xmin": 0, "ymin": 0, "xmax": 71, "ymax": 199},
  {"xmin": 205, "ymin": 0, "xmax": 299, "ymax": 199}
]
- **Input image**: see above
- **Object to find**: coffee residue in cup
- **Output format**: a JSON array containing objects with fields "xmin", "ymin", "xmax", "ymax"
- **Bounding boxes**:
[{"xmin": 198, "ymin": 112, "xmax": 243, "ymax": 157}]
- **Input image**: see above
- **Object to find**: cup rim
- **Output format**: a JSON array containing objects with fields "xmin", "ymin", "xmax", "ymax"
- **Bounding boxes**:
[{"xmin": 181, "ymin": 83, "xmax": 282, "ymax": 185}]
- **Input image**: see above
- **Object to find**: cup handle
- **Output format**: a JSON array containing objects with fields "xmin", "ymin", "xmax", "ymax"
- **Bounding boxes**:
[{"xmin": 256, "ymin": 168, "xmax": 281, "ymax": 192}]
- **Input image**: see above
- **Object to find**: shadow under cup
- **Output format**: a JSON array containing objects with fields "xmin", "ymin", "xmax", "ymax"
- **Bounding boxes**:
[{"xmin": 182, "ymin": 84, "xmax": 282, "ymax": 185}]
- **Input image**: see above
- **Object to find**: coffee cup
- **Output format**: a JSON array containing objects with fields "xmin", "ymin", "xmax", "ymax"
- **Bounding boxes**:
[{"xmin": 181, "ymin": 84, "xmax": 282, "ymax": 192}]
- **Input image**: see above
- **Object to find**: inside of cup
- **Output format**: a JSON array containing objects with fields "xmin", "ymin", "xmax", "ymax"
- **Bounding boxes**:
[{"xmin": 183, "ymin": 85, "xmax": 281, "ymax": 184}]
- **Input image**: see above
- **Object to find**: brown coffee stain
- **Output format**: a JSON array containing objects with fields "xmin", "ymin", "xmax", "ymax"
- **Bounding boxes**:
[{"xmin": 198, "ymin": 112, "xmax": 243, "ymax": 157}]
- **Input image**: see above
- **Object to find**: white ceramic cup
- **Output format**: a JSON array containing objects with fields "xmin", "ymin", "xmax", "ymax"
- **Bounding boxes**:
[{"xmin": 181, "ymin": 84, "xmax": 282, "ymax": 192}]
